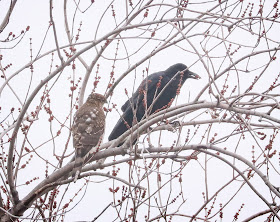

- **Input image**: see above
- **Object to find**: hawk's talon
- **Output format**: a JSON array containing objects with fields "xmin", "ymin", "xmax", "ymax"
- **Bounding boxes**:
[{"xmin": 170, "ymin": 120, "xmax": 181, "ymax": 128}]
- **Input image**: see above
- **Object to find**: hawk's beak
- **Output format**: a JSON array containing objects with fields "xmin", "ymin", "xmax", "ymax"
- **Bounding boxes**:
[{"xmin": 188, "ymin": 70, "xmax": 201, "ymax": 79}]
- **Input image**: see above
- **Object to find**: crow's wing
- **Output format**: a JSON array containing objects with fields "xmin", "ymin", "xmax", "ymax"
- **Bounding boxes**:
[
  {"xmin": 121, "ymin": 71, "xmax": 164, "ymax": 112},
  {"xmin": 108, "ymin": 106, "xmax": 134, "ymax": 142}
]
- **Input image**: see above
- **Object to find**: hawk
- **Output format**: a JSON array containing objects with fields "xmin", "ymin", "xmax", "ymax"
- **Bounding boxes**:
[
  {"xmin": 72, "ymin": 92, "xmax": 106, "ymax": 181},
  {"xmin": 108, "ymin": 63, "xmax": 200, "ymax": 145}
]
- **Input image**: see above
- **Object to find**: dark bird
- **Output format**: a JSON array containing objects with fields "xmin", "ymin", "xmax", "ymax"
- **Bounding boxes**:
[
  {"xmin": 72, "ymin": 93, "xmax": 106, "ymax": 181},
  {"xmin": 108, "ymin": 63, "xmax": 200, "ymax": 145}
]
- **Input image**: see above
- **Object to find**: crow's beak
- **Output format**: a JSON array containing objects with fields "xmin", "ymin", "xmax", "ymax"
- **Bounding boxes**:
[{"xmin": 188, "ymin": 70, "xmax": 201, "ymax": 79}]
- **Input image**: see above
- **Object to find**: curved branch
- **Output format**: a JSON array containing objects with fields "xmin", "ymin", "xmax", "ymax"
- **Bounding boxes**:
[
  {"xmin": 0, "ymin": 0, "xmax": 17, "ymax": 33},
  {"xmin": 194, "ymin": 47, "xmax": 280, "ymax": 101}
]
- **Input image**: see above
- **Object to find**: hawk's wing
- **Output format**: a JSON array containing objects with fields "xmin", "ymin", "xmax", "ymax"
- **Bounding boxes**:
[
  {"xmin": 73, "ymin": 105, "xmax": 105, "ymax": 155},
  {"xmin": 72, "ymin": 103, "xmax": 105, "ymax": 181}
]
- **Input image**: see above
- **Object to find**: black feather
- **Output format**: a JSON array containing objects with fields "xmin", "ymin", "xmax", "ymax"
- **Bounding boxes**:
[{"xmin": 108, "ymin": 63, "xmax": 200, "ymax": 145}]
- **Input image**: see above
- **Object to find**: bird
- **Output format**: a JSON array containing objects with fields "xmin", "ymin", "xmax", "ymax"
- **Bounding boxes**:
[
  {"xmin": 72, "ymin": 92, "xmax": 106, "ymax": 181},
  {"xmin": 108, "ymin": 63, "xmax": 200, "ymax": 145}
]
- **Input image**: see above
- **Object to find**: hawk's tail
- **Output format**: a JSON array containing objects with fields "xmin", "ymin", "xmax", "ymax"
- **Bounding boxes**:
[{"xmin": 72, "ymin": 148, "xmax": 83, "ymax": 182}]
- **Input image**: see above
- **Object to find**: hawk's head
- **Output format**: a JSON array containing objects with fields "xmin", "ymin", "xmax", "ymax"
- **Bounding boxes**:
[{"xmin": 87, "ymin": 93, "xmax": 107, "ymax": 105}]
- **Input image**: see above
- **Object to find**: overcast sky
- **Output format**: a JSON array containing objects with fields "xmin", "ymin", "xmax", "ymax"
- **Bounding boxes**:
[{"xmin": 1, "ymin": 0, "xmax": 280, "ymax": 221}]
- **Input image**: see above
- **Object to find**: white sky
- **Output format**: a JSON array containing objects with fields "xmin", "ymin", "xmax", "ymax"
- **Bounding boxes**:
[{"xmin": 1, "ymin": 0, "xmax": 280, "ymax": 221}]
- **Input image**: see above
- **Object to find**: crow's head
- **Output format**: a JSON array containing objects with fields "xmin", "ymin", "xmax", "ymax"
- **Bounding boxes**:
[{"xmin": 166, "ymin": 63, "xmax": 200, "ymax": 85}]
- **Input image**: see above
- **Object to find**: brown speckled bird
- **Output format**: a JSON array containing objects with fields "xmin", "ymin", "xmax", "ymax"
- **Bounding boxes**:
[{"xmin": 72, "ymin": 92, "xmax": 106, "ymax": 181}]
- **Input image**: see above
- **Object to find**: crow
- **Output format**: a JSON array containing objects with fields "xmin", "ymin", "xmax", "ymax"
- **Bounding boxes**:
[{"xmin": 108, "ymin": 63, "xmax": 200, "ymax": 145}]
